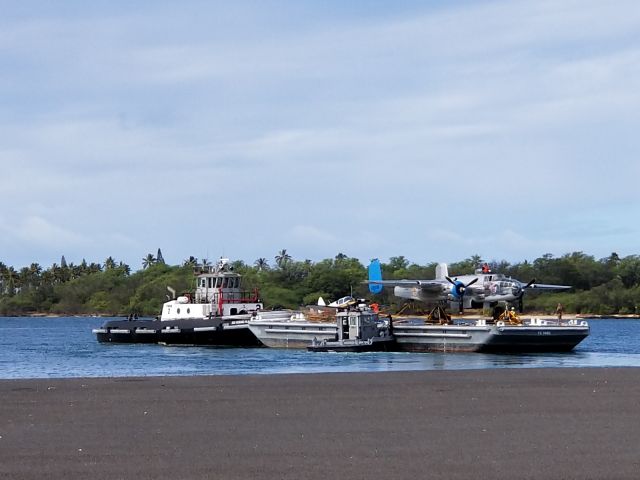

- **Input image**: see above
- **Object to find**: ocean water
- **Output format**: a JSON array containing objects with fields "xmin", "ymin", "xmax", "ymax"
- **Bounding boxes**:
[{"xmin": 0, "ymin": 316, "xmax": 639, "ymax": 379}]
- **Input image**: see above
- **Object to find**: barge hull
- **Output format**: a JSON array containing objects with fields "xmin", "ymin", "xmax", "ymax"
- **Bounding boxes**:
[
  {"xmin": 391, "ymin": 324, "xmax": 590, "ymax": 353},
  {"xmin": 159, "ymin": 325, "xmax": 262, "ymax": 347},
  {"xmin": 95, "ymin": 317, "xmax": 262, "ymax": 347},
  {"xmin": 478, "ymin": 326, "xmax": 590, "ymax": 353}
]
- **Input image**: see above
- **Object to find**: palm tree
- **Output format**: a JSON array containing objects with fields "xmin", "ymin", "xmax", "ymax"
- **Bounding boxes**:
[
  {"xmin": 117, "ymin": 261, "xmax": 131, "ymax": 275},
  {"xmin": 40, "ymin": 270, "xmax": 54, "ymax": 288},
  {"xmin": 254, "ymin": 258, "xmax": 269, "ymax": 271},
  {"xmin": 79, "ymin": 259, "xmax": 89, "ymax": 275},
  {"xmin": 275, "ymin": 249, "xmax": 292, "ymax": 268},
  {"xmin": 142, "ymin": 253, "xmax": 156, "ymax": 269},
  {"xmin": 29, "ymin": 263, "xmax": 42, "ymax": 283},
  {"xmin": 182, "ymin": 256, "xmax": 198, "ymax": 267},
  {"xmin": 0, "ymin": 261, "xmax": 6, "ymax": 294},
  {"xmin": 50, "ymin": 263, "xmax": 63, "ymax": 284},
  {"xmin": 6, "ymin": 266, "xmax": 19, "ymax": 295},
  {"xmin": 88, "ymin": 262, "xmax": 103, "ymax": 274},
  {"xmin": 104, "ymin": 256, "xmax": 117, "ymax": 270},
  {"xmin": 19, "ymin": 267, "xmax": 31, "ymax": 290}
]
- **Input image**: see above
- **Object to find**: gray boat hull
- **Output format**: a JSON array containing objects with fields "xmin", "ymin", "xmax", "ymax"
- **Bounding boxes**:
[
  {"xmin": 392, "ymin": 321, "xmax": 590, "ymax": 353},
  {"xmin": 248, "ymin": 321, "xmax": 338, "ymax": 349}
]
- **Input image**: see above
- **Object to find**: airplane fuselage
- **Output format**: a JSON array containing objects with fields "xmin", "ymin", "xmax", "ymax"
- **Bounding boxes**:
[{"xmin": 393, "ymin": 272, "xmax": 525, "ymax": 307}]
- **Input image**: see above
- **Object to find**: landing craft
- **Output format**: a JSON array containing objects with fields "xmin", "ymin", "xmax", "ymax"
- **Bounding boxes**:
[{"xmin": 367, "ymin": 259, "xmax": 571, "ymax": 313}]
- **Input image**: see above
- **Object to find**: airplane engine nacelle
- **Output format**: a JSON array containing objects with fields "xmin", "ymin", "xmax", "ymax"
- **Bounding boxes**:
[
  {"xmin": 394, "ymin": 286, "xmax": 423, "ymax": 302},
  {"xmin": 450, "ymin": 281, "xmax": 465, "ymax": 299}
]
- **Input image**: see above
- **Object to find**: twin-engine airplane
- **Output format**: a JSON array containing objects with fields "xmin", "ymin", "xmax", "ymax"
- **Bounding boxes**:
[{"xmin": 367, "ymin": 259, "xmax": 571, "ymax": 312}]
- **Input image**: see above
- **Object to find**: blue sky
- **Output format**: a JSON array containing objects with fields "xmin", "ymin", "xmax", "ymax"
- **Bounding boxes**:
[{"xmin": 1, "ymin": 1, "xmax": 639, "ymax": 270}]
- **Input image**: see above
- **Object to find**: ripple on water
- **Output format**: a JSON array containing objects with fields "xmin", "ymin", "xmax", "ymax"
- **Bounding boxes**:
[{"xmin": 0, "ymin": 317, "xmax": 639, "ymax": 379}]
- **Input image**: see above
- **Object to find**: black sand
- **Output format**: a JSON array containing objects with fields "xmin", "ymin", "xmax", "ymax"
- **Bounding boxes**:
[{"xmin": 1, "ymin": 368, "xmax": 639, "ymax": 479}]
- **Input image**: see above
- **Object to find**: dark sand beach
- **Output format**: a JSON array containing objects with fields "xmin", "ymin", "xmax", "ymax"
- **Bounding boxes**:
[{"xmin": 1, "ymin": 368, "xmax": 639, "ymax": 479}]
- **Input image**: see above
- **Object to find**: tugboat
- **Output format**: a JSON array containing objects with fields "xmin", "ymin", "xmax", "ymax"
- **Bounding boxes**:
[
  {"xmin": 307, "ymin": 301, "xmax": 395, "ymax": 352},
  {"xmin": 93, "ymin": 258, "xmax": 266, "ymax": 346}
]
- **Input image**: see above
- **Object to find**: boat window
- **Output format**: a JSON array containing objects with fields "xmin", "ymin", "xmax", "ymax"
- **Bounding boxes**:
[
  {"xmin": 177, "ymin": 308, "xmax": 181, "ymax": 314},
  {"xmin": 207, "ymin": 278, "xmax": 213, "ymax": 288},
  {"xmin": 222, "ymin": 277, "xmax": 229, "ymax": 288}
]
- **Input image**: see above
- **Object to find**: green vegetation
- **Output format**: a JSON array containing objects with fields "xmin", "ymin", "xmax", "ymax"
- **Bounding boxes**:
[{"xmin": 1, "ymin": 251, "xmax": 640, "ymax": 316}]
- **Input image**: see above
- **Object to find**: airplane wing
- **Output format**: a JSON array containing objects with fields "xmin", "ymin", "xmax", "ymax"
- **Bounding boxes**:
[{"xmin": 526, "ymin": 283, "xmax": 572, "ymax": 291}]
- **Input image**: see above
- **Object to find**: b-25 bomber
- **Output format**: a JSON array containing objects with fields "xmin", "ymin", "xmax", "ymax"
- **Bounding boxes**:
[{"xmin": 367, "ymin": 259, "xmax": 570, "ymax": 313}]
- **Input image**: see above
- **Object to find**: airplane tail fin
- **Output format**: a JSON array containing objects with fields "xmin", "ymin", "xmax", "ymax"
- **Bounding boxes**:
[
  {"xmin": 368, "ymin": 259, "xmax": 383, "ymax": 294},
  {"xmin": 435, "ymin": 262, "xmax": 449, "ymax": 281}
]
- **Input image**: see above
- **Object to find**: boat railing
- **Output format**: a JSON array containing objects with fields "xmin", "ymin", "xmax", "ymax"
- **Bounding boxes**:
[
  {"xmin": 524, "ymin": 318, "xmax": 589, "ymax": 327},
  {"xmin": 195, "ymin": 289, "xmax": 260, "ymax": 304},
  {"xmin": 215, "ymin": 289, "xmax": 260, "ymax": 304}
]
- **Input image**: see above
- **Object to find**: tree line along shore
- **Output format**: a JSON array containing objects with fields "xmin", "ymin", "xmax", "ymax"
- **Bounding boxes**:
[{"xmin": 1, "ymin": 249, "xmax": 639, "ymax": 317}]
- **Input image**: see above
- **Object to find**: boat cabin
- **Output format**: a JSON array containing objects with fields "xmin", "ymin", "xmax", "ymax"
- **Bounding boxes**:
[
  {"xmin": 336, "ymin": 307, "xmax": 380, "ymax": 341},
  {"xmin": 161, "ymin": 258, "xmax": 262, "ymax": 320}
]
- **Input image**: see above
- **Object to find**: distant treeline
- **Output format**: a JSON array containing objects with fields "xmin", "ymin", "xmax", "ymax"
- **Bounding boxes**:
[{"xmin": 1, "ymin": 250, "xmax": 639, "ymax": 316}]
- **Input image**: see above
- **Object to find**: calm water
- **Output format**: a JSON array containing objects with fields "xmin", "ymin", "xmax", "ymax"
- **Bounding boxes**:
[{"xmin": 0, "ymin": 317, "xmax": 639, "ymax": 379}]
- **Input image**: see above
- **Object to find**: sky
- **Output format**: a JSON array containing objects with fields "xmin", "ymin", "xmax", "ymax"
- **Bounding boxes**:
[{"xmin": 1, "ymin": 0, "xmax": 639, "ymax": 270}]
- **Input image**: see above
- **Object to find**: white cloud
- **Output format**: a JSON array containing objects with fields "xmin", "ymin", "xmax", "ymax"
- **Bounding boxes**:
[{"xmin": 1, "ymin": 0, "xmax": 639, "ymax": 267}]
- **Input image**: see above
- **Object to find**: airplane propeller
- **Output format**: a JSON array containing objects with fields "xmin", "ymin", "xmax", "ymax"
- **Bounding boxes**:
[
  {"xmin": 514, "ymin": 279, "xmax": 536, "ymax": 312},
  {"xmin": 445, "ymin": 277, "xmax": 479, "ymax": 313}
]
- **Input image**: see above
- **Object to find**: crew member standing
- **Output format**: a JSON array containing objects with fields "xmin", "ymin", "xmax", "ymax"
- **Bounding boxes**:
[{"xmin": 556, "ymin": 303, "xmax": 564, "ymax": 322}]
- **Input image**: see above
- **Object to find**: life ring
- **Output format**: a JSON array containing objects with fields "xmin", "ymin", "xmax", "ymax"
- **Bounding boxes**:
[{"xmin": 496, "ymin": 321, "xmax": 505, "ymax": 327}]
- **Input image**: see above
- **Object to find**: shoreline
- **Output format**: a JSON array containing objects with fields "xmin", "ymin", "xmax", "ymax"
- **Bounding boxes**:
[{"xmin": 2, "ymin": 368, "xmax": 639, "ymax": 479}]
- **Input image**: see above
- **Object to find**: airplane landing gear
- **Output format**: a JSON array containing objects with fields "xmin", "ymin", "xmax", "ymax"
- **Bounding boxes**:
[{"xmin": 427, "ymin": 305, "xmax": 452, "ymax": 325}]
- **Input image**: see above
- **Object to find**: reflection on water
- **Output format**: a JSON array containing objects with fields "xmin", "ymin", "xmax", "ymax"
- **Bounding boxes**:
[{"xmin": 0, "ymin": 317, "xmax": 639, "ymax": 379}]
